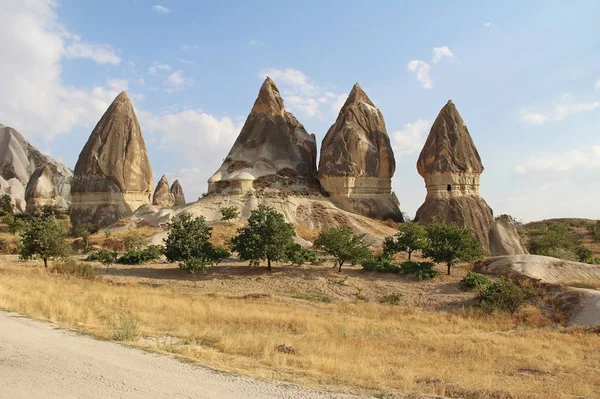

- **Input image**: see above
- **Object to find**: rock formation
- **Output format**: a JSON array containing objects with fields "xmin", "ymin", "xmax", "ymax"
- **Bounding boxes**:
[
  {"xmin": 318, "ymin": 83, "xmax": 402, "ymax": 220},
  {"xmin": 170, "ymin": 179, "xmax": 186, "ymax": 206},
  {"xmin": 207, "ymin": 77, "xmax": 318, "ymax": 195},
  {"xmin": 152, "ymin": 175, "xmax": 175, "ymax": 207},
  {"xmin": 488, "ymin": 215, "xmax": 528, "ymax": 256},
  {"xmin": 25, "ymin": 164, "xmax": 59, "ymax": 209},
  {"xmin": 414, "ymin": 100, "xmax": 494, "ymax": 251},
  {"xmin": 0, "ymin": 123, "xmax": 72, "ymax": 212},
  {"xmin": 71, "ymin": 91, "xmax": 153, "ymax": 228}
]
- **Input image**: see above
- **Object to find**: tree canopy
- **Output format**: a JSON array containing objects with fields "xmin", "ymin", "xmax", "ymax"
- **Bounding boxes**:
[
  {"xmin": 422, "ymin": 223, "xmax": 484, "ymax": 275},
  {"xmin": 19, "ymin": 216, "xmax": 69, "ymax": 268},
  {"xmin": 383, "ymin": 222, "xmax": 428, "ymax": 260},
  {"xmin": 314, "ymin": 227, "xmax": 371, "ymax": 272}
]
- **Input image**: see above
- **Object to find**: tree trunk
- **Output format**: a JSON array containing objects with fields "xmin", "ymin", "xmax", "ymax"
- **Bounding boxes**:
[
  {"xmin": 338, "ymin": 260, "xmax": 343, "ymax": 273},
  {"xmin": 43, "ymin": 258, "xmax": 48, "ymax": 269},
  {"xmin": 267, "ymin": 258, "xmax": 272, "ymax": 271},
  {"xmin": 447, "ymin": 263, "xmax": 452, "ymax": 275},
  {"xmin": 408, "ymin": 251, "xmax": 412, "ymax": 261}
]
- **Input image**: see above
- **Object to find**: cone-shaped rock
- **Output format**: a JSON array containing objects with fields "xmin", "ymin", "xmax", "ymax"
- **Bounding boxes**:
[
  {"xmin": 415, "ymin": 100, "xmax": 494, "ymax": 252},
  {"xmin": 207, "ymin": 77, "xmax": 318, "ymax": 195},
  {"xmin": 25, "ymin": 164, "xmax": 57, "ymax": 209},
  {"xmin": 318, "ymin": 83, "xmax": 402, "ymax": 220},
  {"xmin": 488, "ymin": 215, "xmax": 528, "ymax": 256},
  {"xmin": 153, "ymin": 175, "xmax": 175, "ymax": 206},
  {"xmin": 71, "ymin": 91, "xmax": 153, "ymax": 227},
  {"xmin": 170, "ymin": 179, "xmax": 186, "ymax": 206}
]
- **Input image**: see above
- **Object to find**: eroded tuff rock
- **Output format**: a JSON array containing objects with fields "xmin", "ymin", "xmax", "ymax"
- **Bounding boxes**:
[
  {"xmin": 207, "ymin": 77, "xmax": 318, "ymax": 195},
  {"xmin": 25, "ymin": 164, "xmax": 63, "ymax": 210},
  {"xmin": 415, "ymin": 100, "xmax": 494, "ymax": 251},
  {"xmin": 318, "ymin": 83, "xmax": 402, "ymax": 220},
  {"xmin": 489, "ymin": 215, "xmax": 528, "ymax": 256},
  {"xmin": 71, "ymin": 91, "xmax": 153, "ymax": 227},
  {"xmin": 170, "ymin": 179, "xmax": 186, "ymax": 206},
  {"xmin": 153, "ymin": 175, "xmax": 175, "ymax": 207},
  {"xmin": 0, "ymin": 123, "xmax": 72, "ymax": 212}
]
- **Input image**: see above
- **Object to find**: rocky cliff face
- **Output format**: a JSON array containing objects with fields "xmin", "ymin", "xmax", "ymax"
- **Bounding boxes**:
[
  {"xmin": 318, "ymin": 83, "xmax": 402, "ymax": 220},
  {"xmin": 207, "ymin": 77, "xmax": 318, "ymax": 195},
  {"xmin": 170, "ymin": 179, "xmax": 186, "ymax": 206},
  {"xmin": 415, "ymin": 100, "xmax": 494, "ymax": 251},
  {"xmin": 0, "ymin": 123, "xmax": 72, "ymax": 212},
  {"xmin": 153, "ymin": 175, "xmax": 175, "ymax": 207},
  {"xmin": 71, "ymin": 91, "xmax": 153, "ymax": 227}
]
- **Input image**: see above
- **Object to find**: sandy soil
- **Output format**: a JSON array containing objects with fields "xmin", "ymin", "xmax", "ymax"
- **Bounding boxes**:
[{"xmin": 0, "ymin": 310, "xmax": 365, "ymax": 399}]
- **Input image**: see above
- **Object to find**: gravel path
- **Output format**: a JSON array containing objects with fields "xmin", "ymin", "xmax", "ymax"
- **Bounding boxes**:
[{"xmin": 0, "ymin": 311, "xmax": 364, "ymax": 399}]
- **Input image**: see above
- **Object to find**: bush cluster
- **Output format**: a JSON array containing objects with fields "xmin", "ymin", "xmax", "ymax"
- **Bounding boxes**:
[
  {"xmin": 399, "ymin": 261, "xmax": 439, "ymax": 280},
  {"xmin": 362, "ymin": 256, "xmax": 400, "ymax": 273},
  {"xmin": 460, "ymin": 271, "xmax": 492, "ymax": 290},
  {"xmin": 286, "ymin": 244, "xmax": 317, "ymax": 266},
  {"xmin": 477, "ymin": 278, "xmax": 526, "ymax": 315},
  {"xmin": 117, "ymin": 245, "xmax": 163, "ymax": 265}
]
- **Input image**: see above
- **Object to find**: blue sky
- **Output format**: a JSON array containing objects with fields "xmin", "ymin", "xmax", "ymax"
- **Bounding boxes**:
[{"xmin": 1, "ymin": 0, "xmax": 599, "ymax": 221}]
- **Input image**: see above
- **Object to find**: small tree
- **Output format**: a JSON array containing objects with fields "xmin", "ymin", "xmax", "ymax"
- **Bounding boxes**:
[
  {"xmin": 122, "ymin": 229, "xmax": 146, "ymax": 252},
  {"xmin": 0, "ymin": 194, "xmax": 14, "ymax": 217},
  {"xmin": 95, "ymin": 249, "xmax": 118, "ymax": 274},
  {"xmin": 19, "ymin": 217, "xmax": 69, "ymax": 268},
  {"xmin": 180, "ymin": 257, "xmax": 210, "ymax": 286},
  {"xmin": 314, "ymin": 227, "xmax": 371, "ymax": 272},
  {"xmin": 422, "ymin": 223, "xmax": 485, "ymax": 275},
  {"xmin": 163, "ymin": 213, "xmax": 213, "ymax": 263},
  {"xmin": 231, "ymin": 205, "xmax": 295, "ymax": 271},
  {"xmin": 72, "ymin": 223, "xmax": 98, "ymax": 253},
  {"xmin": 220, "ymin": 206, "xmax": 239, "ymax": 223},
  {"xmin": 383, "ymin": 222, "xmax": 428, "ymax": 260}
]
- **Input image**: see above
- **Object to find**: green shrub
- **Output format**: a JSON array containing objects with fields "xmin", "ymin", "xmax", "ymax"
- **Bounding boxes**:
[
  {"xmin": 286, "ymin": 243, "xmax": 317, "ymax": 266},
  {"xmin": 400, "ymin": 261, "xmax": 439, "ymax": 280},
  {"xmin": 117, "ymin": 245, "xmax": 163, "ymax": 265},
  {"xmin": 379, "ymin": 293, "xmax": 403, "ymax": 305},
  {"xmin": 112, "ymin": 313, "xmax": 138, "ymax": 341},
  {"xmin": 362, "ymin": 255, "xmax": 400, "ymax": 274},
  {"xmin": 51, "ymin": 258, "xmax": 95, "ymax": 280},
  {"xmin": 460, "ymin": 271, "xmax": 492, "ymax": 290},
  {"xmin": 478, "ymin": 278, "xmax": 526, "ymax": 315},
  {"xmin": 85, "ymin": 249, "xmax": 114, "ymax": 262}
]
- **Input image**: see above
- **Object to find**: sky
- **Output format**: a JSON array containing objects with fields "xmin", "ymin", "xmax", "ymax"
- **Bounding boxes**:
[{"xmin": 1, "ymin": 0, "xmax": 599, "ymax": 222}]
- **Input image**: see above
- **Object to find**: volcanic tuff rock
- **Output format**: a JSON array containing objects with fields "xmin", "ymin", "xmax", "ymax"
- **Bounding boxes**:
[
  {"xmin": 153, "ymin": 175, "xmax": 175, "ymax": 207},
  {"xmin": 488, "ymin": 215, "xmax": 528, "ymax": 256},
  {"xmin": 25, "ymin": 164, "xmax": 62, "ymax": 210},
  {"xmin": 0, "ymin": 123, "xmax": 72, "ymax": 212},
  {"xmin": 71, "ymin": 91, "xmax": 153, "ymax": 228},
  {"xmin": 318, "ymin": 83, "xmax": 402, "ymax": 220},
  {"xmin": 170, "ymin": 179, "xmax": 186, "ymax": 206},
  {"xmin": 207, "ymin": 77, "xmax": 318, "ymax": 195},
  {"xmin": 415, "ymin": 100, "xmax": 494, "ymax": 252}
]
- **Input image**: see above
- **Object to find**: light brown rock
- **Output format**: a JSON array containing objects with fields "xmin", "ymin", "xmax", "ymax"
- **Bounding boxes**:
[
  {"xmin": 170, "ymin": 179, "xmax": 186, "ymax": 206},
  {"xmin": 415, "ymin": 100, "xmax": 494, "ymax": 251},
  {"xmin": 152, "ymin": 175, "xmax": 175, "ymax": 207},
  {"xmin": 318, "ymin": 83, "xmax": 402, "ymax": 220},
  {"xmin": 207, "ymin": 77, "xmax": 318, "ymax": 195},
  {"xmin": 25, "ymin": 164, "xmax": 58, "ymax": 209},
  {"xmin": 71, "ymin": 91, "xmax": 153, "ymax": 227},
  {"xmin": 488, "ymin": 215, "xmax": 528, "ymax": 256}
]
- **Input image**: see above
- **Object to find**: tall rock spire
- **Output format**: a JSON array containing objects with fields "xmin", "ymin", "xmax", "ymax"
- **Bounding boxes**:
[
  {"xmin": 207, "ymin": 77, "xmax": 317, "ymax": 195},
  {"xmin": 170, "ymin": 179, "xmax": 186, "ymax": 206},
  {"xmin": 317, "ymin": 83, "xmax": 402, "ymax": 221},
  {"xmin": 152, "ymin": 175, "xmax": 175, "ymax": 207},
  {"xmin": 71, "ymin": 91, "xmax": 153, "ymax": 227}
]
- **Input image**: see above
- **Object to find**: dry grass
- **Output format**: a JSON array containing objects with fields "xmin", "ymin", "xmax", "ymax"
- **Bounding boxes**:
[{"xmin": 1, "ymin": 262, "xmax": 599, "ymax": 398}]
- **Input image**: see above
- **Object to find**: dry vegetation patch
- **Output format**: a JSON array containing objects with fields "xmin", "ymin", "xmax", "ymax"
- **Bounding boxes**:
[{"xmin": 1, "ymin": 259, "xmax": 599, "ymax": 399}]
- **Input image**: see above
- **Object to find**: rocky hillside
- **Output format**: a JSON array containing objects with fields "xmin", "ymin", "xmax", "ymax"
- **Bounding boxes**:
[
  {"xmin": 521, "ymin": 218, "xmax": 600, "ymax": 259},
  {"xmin": 0, "ymin": 123, "xmax": 72, "ymax": 212}
]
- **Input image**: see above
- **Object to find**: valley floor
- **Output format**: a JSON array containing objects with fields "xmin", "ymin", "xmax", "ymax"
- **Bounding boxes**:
[{"xmin": 0, "ymin": 257, "xmax": 599, "ymax": 398}]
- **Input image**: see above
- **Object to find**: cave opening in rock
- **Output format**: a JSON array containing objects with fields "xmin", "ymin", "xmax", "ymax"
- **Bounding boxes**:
[{"xmin": 447, "ymin": 184, "xmax": 452, "ymax": 191}]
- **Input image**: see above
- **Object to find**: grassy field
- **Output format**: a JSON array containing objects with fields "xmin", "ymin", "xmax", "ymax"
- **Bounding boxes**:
[{"xmin": 1, "ymin": 259, "xmax": 599, "ymax": 398}]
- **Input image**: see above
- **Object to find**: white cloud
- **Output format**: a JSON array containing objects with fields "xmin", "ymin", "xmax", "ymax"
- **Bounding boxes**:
[
  {"xmin": 152, "ymin": 5, "xmax": 170, "ymax": 14},
  {"xmin": 258, "ymin": 68, "xmax": 345, "ymax": 118},
  {"xmin": 148, "ymin": 63, "xmax": 172, "ymax": 75},
  {"xmin": 596, "ymin": 77, "xmax": 600, "ymax": 89},
  {"xmin": 64, "ymin": 40, "xmax": 121, "ymax": 65},
  {"xmin": 407, "ymin": 60, "xmax": 433, "ymax": 89},
  {"xmin": 167, "ymin": 70, "xmax": 194, "ymax": 88},
  {"xmin": 107, "ymin": 79, "xmax": 128, "ymax": 91},
  {"xmin": 515, "ymin": 145, "xmax": 600, "ymax": 174},
  {"xmin": 391, "ymin": 119, "xmax": 431, "ymax": 158},
  {"xmin": 432, "ymin": 46, "xmax": 455, "ymax": 64},
  {"xmin": 0, "ymin": 0, "xmax": 126, "ymax": 140},
  {"xmin": 520, "ymin": 110, "xmax": 547, "ymax": 125},
  {"xmin": 554, "ymin": 102, "xmax": 600, "ymax": 121}
]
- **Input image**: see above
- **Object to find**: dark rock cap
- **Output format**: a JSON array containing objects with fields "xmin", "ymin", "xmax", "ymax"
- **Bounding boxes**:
[{"xmin": 170, "ymin": 179, "xmax": 186, "ymax": 206}]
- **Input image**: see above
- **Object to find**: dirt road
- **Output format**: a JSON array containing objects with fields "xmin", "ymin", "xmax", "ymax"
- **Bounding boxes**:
[{"xmin": 0, "ymin": 311, "xmax": 362, "ymax": 399}]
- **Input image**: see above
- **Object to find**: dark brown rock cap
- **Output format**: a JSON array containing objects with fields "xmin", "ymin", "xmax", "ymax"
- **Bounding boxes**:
[{"xmin": 417, "ymin": 100, "xmax": 483, "ymax": 177}]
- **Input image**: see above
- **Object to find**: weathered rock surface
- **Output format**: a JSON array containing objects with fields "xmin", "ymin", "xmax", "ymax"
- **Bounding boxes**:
[
  {"xmin": 170, "ymin": 179, "xmax": 186, "ymax": 206},
  {"xmin": 71, "ymin": 91, "xmax": 153, "ymax": 227},
  {"xmin": 488, "ymin": 215, "xmax": 528, "ymax": 256},
  {"xmin": 415, "ymin": 100, "xmax": 494, "ymax": 251},
  {"xmin": 152, "ymin": 175, "xmax": 175, "ymax": 207},
  {"xmin": 207, "ymin": 77, "xmax": 318, "ymax": 195},
  {"xmin": 0, "ymin": 123, "xmax": 72, "ymax": 212},
  {"xmin": 25, "ymin": 164, "xmax": 66, "ymax": 210},
  {"xmin": 318, "ymin": 83, "xmax": 402, "ymax": 221}
]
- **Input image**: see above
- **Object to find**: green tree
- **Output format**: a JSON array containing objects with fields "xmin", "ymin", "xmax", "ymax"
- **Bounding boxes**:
[
  {"xmin": 383, "ymin": 222, "xmax": 428, "ymax": 260},
  {"xmin": 527, "ymin": 222, "xmax": 577, "ymax": 258},
  {"xmin": 0, "ymin": 194, "xmax": 14, "ymax": 217},
  {"xmin": 422, "ymin": 223, "xmax": 485, "ymax": 275},
  {"xmin": 19, "ymin": 217, "xmax": 69, "ymax": 268},
  {"xmin": 314, "ymin": 227, "xmax": 371, "ymax": 272},
  {"xmin": 163, "ymin": 213, "xmax": 213, "ymax": 263},
  {"xmin": 180, "ymin": 257, "xmax": 209, "ymax": 286},
  {"xmin": 96, "ymin": 249, "xmax": 118, "ymax": 274},
  {"xmin": 220, "ymin": 206, "xmax": 239, "ymax": 223},
  {"xmin": 231, "ymin": 205, "xmax": 295, "ymax": 271}
]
